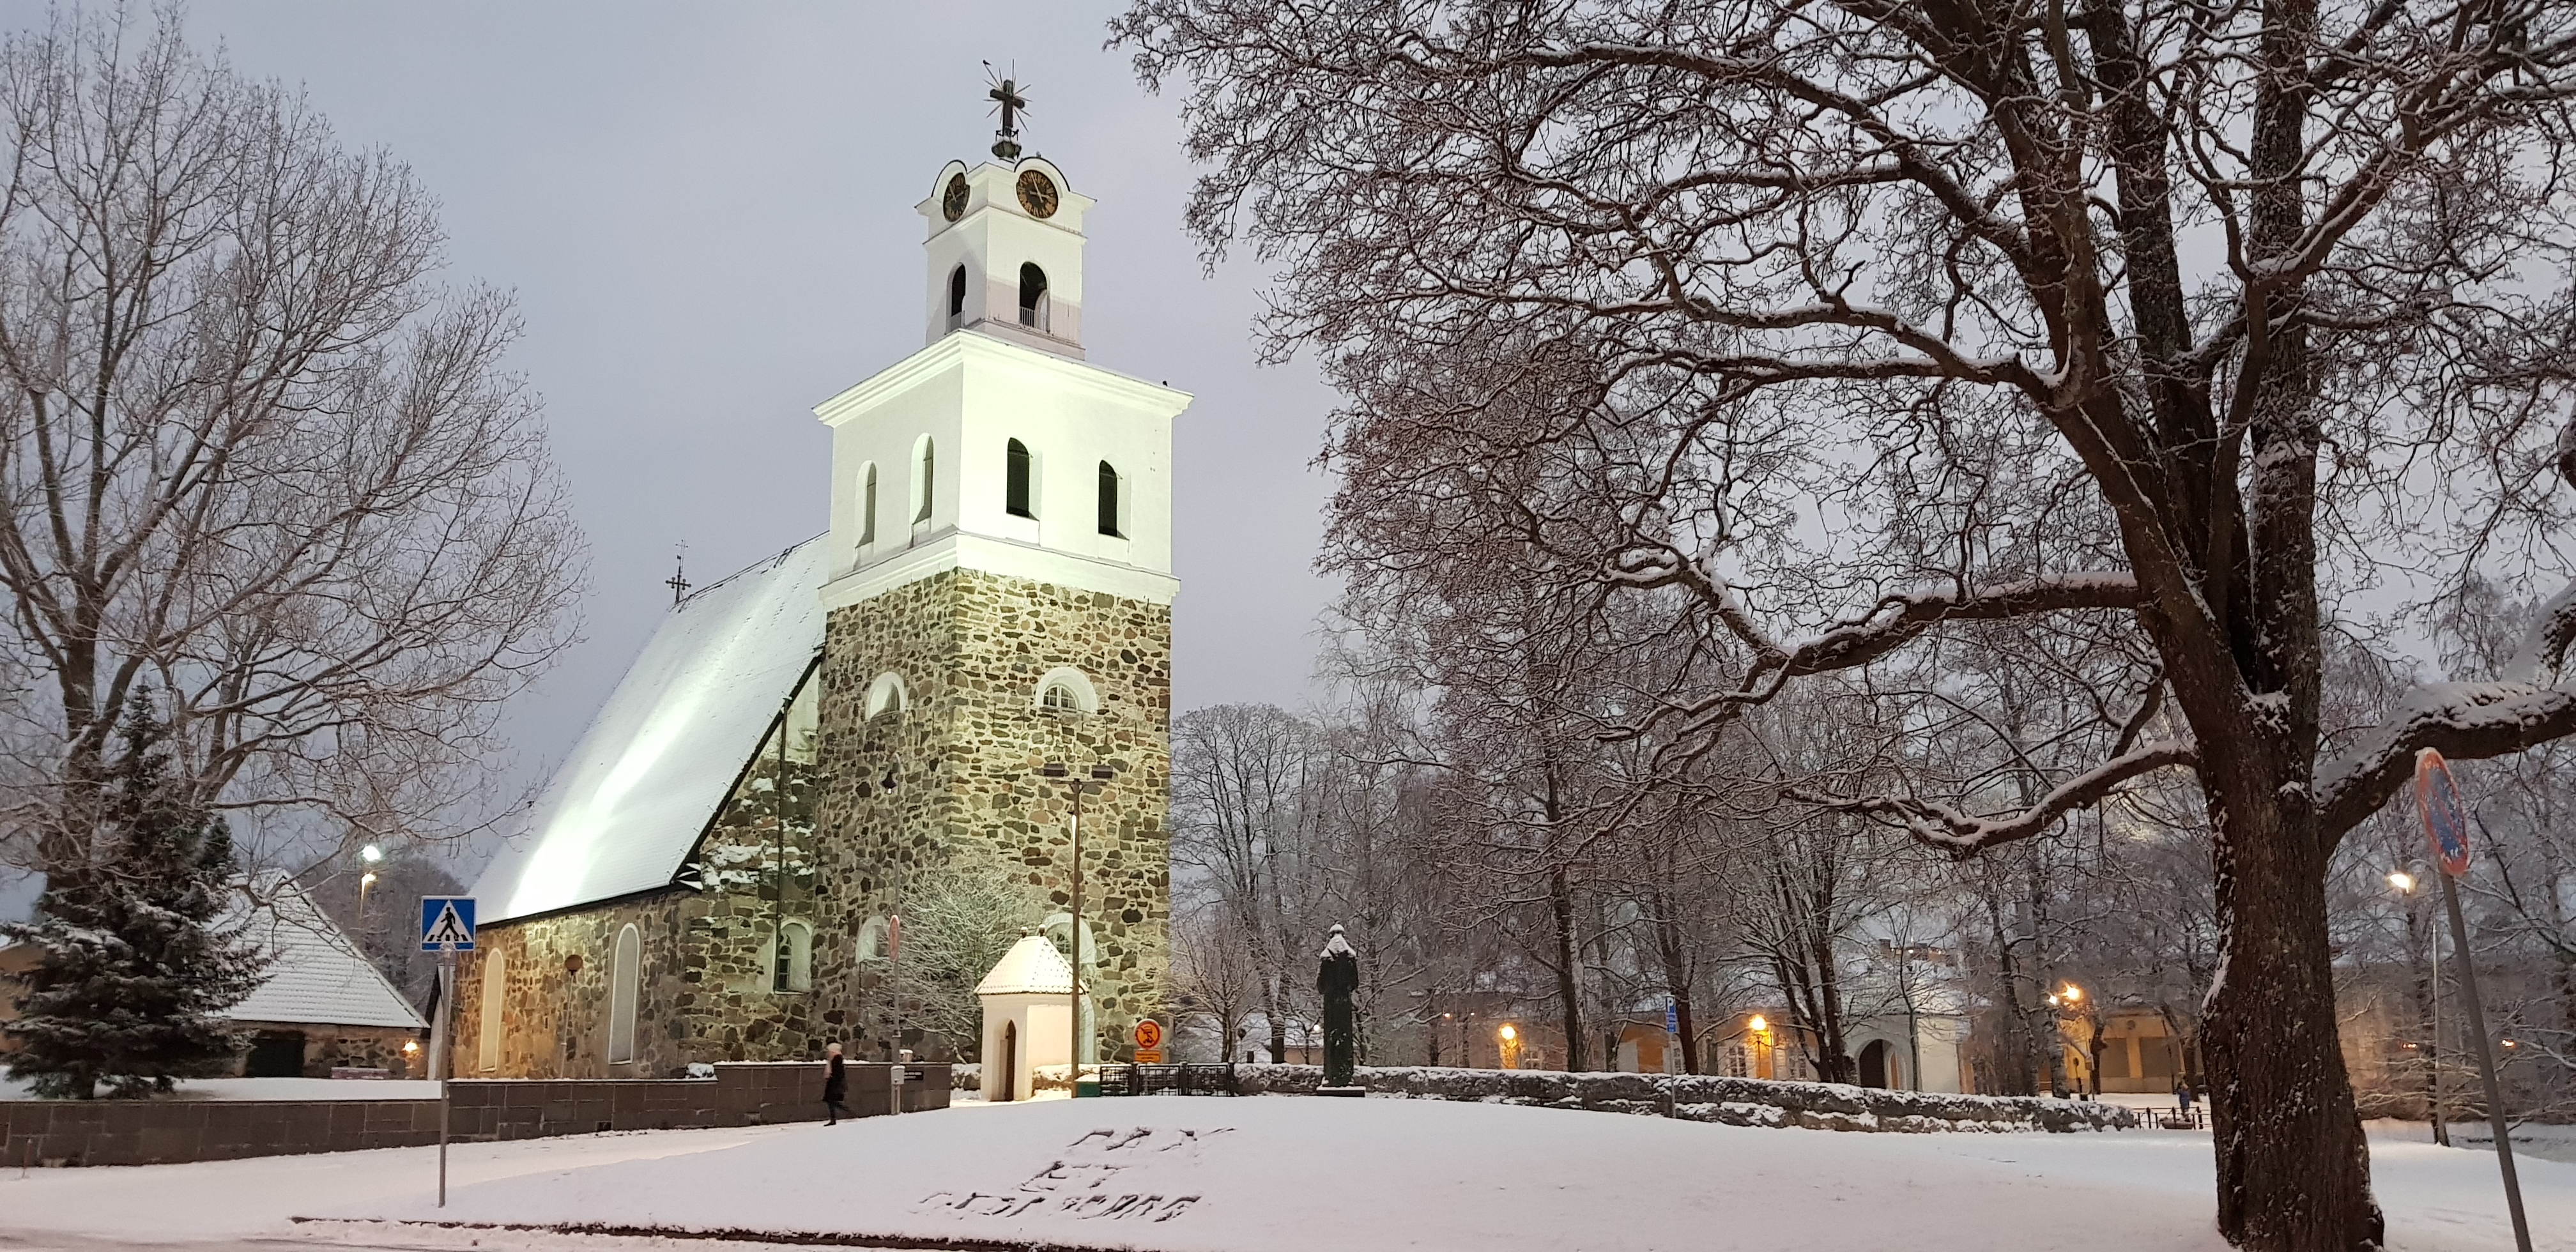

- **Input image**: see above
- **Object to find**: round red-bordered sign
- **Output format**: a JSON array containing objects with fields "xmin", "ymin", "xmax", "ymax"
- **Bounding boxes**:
[
  {"xmin": 2414, "ymin": 748, "xmax": 2474, "ymax": 878},
  {"xmin": 1132, "ymin": 1018, "xmax": 1164, "ymax": 1051}
]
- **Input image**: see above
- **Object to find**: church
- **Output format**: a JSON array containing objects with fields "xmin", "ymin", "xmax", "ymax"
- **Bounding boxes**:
[{"xmin": 454, "ymin": 121, "xmax": 1186, "ymax": 1079}]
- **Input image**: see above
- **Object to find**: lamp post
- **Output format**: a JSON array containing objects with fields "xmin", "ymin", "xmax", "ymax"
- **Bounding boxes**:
[
  {"xmin": 1042, "ymin": 760, "xmax": 1115, "ymax": 1094},
  {"xmin": 2391, "ymin": 867, "xmax": 2448, "ymax": 1145},
  {"xmin": 357, "ymin": 844, "xmax": 383, "ymax": 919}
]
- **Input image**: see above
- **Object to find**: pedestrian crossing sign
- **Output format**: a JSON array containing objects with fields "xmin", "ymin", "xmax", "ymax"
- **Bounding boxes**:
[{"xmin": 420, "ymin": 897, "xmax": 477, "ymax": 951}]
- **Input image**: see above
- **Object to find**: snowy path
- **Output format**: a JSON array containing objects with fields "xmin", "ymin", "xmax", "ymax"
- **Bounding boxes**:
[{"xmin": 2, "ymin": 1098, "xmax": 2568, "ymax": 1251}]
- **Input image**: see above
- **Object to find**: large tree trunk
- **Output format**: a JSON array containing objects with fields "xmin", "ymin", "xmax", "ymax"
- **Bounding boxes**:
[
  {"xmin": 1547, "ymin": 867, "xmax": 1584, "ymax": 1071},
  {"xmin": 2202, "ymin": 791, "xmax": 2382, "ymax": 1250}
]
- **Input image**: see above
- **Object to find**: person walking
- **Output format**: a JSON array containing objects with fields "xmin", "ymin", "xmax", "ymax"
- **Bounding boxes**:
[
  {"xmin": 2175, "ymin": 1078, "xmax": 2197, "ymax": 1125},
  {"xmin": 824, "ymin": 1041, "xmax": 852, "ymax": 1126}
]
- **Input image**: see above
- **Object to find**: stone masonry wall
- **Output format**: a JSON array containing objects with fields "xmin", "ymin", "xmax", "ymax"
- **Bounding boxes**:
[
  {"xmin": 454, "ymin": 715, "xmax": 834, "ymax": 1079},
  {"xmin": 453, "ymin": 893, "xmax": 698, "ymax": 1079},
  {"xmin": 819, "ymin": 567, "xmax": 1172, "ymax": 1062}
]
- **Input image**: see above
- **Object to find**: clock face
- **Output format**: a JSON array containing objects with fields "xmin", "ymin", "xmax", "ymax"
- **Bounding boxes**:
[
  {"xmin": 941, "ymin": 174, "xmax": 970, "ymax": 222},
  {"xmin": 1016, "ymin": 170, "xmax": 1059, "ymax": 219}
]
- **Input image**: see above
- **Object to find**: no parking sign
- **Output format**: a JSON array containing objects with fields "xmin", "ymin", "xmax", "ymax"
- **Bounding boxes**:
[{"xmin": 2414, "ymin": 749, "xmax": 2473, "ymax": 877}]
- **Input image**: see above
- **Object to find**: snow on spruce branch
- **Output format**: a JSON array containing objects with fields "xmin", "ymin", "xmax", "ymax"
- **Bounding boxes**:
[{"xmin": 1788, "ymin": 740, "xmax": 2196, "ymax": 855}]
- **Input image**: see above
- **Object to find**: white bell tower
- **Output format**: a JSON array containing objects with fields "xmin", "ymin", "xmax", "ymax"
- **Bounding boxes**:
[
  {"xmin": 813, "ymin": 148, "xmax": 1190, "ymax": 612},
  {"xmin": 921, "ymin": 156, "xmax": 1091, "ymax": 360}
]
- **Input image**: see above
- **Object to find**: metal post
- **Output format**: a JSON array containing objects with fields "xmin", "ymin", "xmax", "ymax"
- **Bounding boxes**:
[
  {"xmin": 2440, "ymin": 871, "xmax": 2530, "ymax": 1252},
  {"xmin": 1069, "ymin": 784, "xmax": 1083, "ymax": 1094},
  {"xmin": 2430, "ymin": 896, "xmax": 2449, "ymax": 1146},
  {"xmin": 435, "ymin": 950, "xmax": 454, "ymax": 1208}
]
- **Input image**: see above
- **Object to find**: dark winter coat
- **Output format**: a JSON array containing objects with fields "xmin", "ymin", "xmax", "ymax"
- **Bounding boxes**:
[{"xmin": 824, "ymin": 1054, "xmax": 847, "ymax": 1101}]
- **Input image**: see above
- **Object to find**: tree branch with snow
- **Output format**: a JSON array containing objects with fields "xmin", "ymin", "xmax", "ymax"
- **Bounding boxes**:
[{"xmin": 1789, "ymin": 740, "xmax": 2198, "ymax": 856}]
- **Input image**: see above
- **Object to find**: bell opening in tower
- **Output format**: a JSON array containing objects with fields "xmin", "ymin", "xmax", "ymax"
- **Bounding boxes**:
[{"xmin": 1019, "ymin": 263, "xmax": 1050, "ymax": 331}]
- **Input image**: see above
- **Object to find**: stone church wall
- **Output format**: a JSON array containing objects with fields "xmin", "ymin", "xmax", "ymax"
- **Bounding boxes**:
[
  {"xmin": 456, "ymin": 710, "xmax": 834, "ymax": 1079},
  {"xmin": 819, "ymin": 567, "xmax": 1172, "ymax": 1062}
]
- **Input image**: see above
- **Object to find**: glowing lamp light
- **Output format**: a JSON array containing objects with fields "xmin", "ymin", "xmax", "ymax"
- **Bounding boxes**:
[
  {"xmin": 402, "ymin": 1041, "xmax": 420, "ymax": 1055},
  {"xmin": 1748, "ymin": 1015, "xmax": 1768, "ymax": 1034},
  {"xmin": 2388, "ymin": 870, "xmax": 2416, "ymax": 893},
  {"xmin": 2060, "ymin": 984, "xmax": 2083, "ymax": 1003},
  {"xmin": 1498, "ymin": 1024, "xmax": 1518, "ymax": 1041},
  {"xmin": 360, "ymin": 844, "xmax": 383, "ymax": 864},
  {"xmin": 360, "ymin": 871, "xmax": 378, "ymax": 888}
]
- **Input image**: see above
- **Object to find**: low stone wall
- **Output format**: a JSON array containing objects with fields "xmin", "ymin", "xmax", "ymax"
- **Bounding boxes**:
[
  {"xmin": 0, "ymin": 1061, "xmax": 952, "ymax": 1167},
  {"xmin": 1230, "ymin": 1064, "xmax": 2138, "ymax": 1133}
]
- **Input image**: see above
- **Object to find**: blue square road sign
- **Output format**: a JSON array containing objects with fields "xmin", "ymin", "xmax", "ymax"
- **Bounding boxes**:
[{"xmin": 420, "ymin": 897, "xmax": 477, "ymax": 952}]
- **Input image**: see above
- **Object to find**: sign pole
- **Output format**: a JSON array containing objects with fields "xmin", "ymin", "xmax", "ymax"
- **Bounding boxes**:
[
  {"xmin": 2438, "ymin": 869, "xmax": 2528, "ymax": 1251},
  {"xmin": 2413, "ymin": 751, "xmax": 2531, "ymax": 1252},
  {"xmin": 418, "ymin": 896, "xmax": 475, "ymax": 1212},
  {"xmin": 437, "ymin": 949, "xmax": 453, "ymax": 1208}
]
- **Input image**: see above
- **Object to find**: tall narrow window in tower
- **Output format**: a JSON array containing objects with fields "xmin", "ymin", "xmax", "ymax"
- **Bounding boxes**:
[
  {"xmin": 858, "ymin": 462, "xmax": 878, "ymax": 547},
  {"xmin": 1018, "ymin": 263, "xmax": 1049, "ymax": 330},
  {"xmin": 946, "ymin": 264, "xmax": 967, "ymax": 328},
  {"xmin": 607, "ymin": 924, "xmax": 641, "ymax": 1064},
  {"xmin": 1006, "ymin": 438, "xmax": 1035, "ymax": 518},
  {"xmin": 1096, "ymin": 461, "xmax": 1123, "ymax": 537},
  {"xmin": 912, "ymin": 436, "xmax": 935, "ymax": 524}
]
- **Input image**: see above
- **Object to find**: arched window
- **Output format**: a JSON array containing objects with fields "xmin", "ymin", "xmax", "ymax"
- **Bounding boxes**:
[
  {"xmin": 946, "ymin": 263, "xmax": 967, "ymax": 324},
  {"xmin": 1018, "ymin": 263, "xmax": 1049, "ymax": 330},
  {"xmin": 1032, "ymin": 666, "xmax": 1100, "ymax": 715},
  {"xmin": 1006, "ymin": 438, "xmax": 1035, "ymax": 518},
  {"xmin": 855, "ymin": 915, "xmax": 892, "ymax": 962},
  {"xmin": 607, "ymin": 924, "xmax": 641, "ymax": 1064},
  {"xmin": 912, "ymin": 435, "xmax": 935, "ymax": 524},
  {"xmin": 858, "ymin": 462, "xmax": 878, "ymax": 547},
  {"xmin": 1096, "ymin": 461, "xmax": 1123, "ymax": 537},
  {"xmin": 476, "ymin": 947, "xmax": 507, "ymax": 1073},
  {"xmin": 773, "ymin": 920, "xmax": 813, "ymax": 993},
  {"xmin": 864, "ymin": 671, "xmax": 908, "ymax": 720}
]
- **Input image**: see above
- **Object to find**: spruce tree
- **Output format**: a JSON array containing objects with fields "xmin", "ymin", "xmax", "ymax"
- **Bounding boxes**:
[{"xmin": 1, "ymin": 694, "xmax": 266, "ymax": 1098}]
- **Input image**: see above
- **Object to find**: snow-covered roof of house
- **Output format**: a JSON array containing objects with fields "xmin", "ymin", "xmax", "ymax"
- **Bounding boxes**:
[
  {"xmin": 223, "ymin": 883, "xmax": 426, "ymax": 1030},
  {"xmin": 471, "ymin": 537, "xmax": 829, "ymax": 924},
  {"xmin": 977, "ymin": 933, "xmax": 1074, "ymax": 996}
]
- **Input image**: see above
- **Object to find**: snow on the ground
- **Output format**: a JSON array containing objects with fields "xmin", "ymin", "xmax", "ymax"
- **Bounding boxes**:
[
  {"xmin": 0, "ymin": 1075, "xmax": 440, "ymax": 1101},
  {"xmin": 2, "ymin": 1097, "xmax": 2567, "ymax": 1251},
  {"xmin": 0, "ymin": 1123, "xmax": 794, "ymax": 1239}
]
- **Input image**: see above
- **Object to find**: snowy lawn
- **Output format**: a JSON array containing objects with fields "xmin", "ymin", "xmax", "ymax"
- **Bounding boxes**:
[{"xmin": 1, "ymin": 1097, "xmax": 2566, "ymax": 1251}]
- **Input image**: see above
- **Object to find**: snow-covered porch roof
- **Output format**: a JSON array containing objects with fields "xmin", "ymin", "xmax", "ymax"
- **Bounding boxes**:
[{"xmin": 470, "ymin": 537, "xmax": 829, "ymax": 925}]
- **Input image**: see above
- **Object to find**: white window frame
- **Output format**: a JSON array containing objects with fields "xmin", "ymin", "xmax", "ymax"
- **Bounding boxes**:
[{"xmin": 608, "ymin": 924, "xmax": 641, "ymax": 1064}]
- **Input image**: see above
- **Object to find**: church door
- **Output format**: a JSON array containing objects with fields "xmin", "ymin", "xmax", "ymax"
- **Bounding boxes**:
[
  {"xmin": 1859, "ymin": 1039, "xmax": 1890, "ymax": 1088},
  {"xmin": 997, "ymin": 1021, "xmax": 1016, "ymax": 1102}
]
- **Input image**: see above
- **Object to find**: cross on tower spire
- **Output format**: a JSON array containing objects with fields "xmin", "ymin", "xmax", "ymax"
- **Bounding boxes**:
[{"xmin": 985, "ymin": 64, "xmax": 1028, "ymax": 160}]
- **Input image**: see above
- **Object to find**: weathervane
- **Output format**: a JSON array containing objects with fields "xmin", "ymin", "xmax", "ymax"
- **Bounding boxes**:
[
  {"xmin": 985, "ymin": 61, "xmax": 1028, "ymax": 160},
  {"xmin": 665, "ymin": 542, "xmax": 691, "ymax": 607}
]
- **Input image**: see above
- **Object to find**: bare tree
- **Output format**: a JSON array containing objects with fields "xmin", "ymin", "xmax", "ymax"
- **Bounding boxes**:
[
  {"xmin": 0, "ymin": 10, "xmax": 581, "ymax": 881},
  {"xmin": 1119, "ymin": 1, "xmax": 2576, "ymax": 1244}
]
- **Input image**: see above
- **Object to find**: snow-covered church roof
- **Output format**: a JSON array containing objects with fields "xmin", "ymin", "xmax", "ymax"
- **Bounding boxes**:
[
  {"xmin": 977, "ymin": 933, "xmax": 1074, "ymax": 996},
  {"xmin": 224, "ymin": 883, "xmax": 426, "ymax": 1030},
  {"xmin": 472, "ymin": 537, "xmax": 829, "ymax": 924}
]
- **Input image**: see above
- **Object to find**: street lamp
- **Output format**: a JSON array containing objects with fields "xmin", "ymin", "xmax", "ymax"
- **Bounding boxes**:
[
  {"xmin": 2391, "ymin": 864, "xmax": 2448, "ymax": 1145},
  {"xmin": 357, "ymin": 844, "xmax": 384, "ymax": 918},
  {"xmin": 1041, "ymin": 760, "xmax": 1116, "ymax": 1093}
]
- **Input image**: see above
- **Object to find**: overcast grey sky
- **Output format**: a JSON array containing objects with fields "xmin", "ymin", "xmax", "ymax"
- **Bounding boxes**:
[{"xmin": 0, "ymin": 1, "xmax": 1341, "ymax": 878}]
